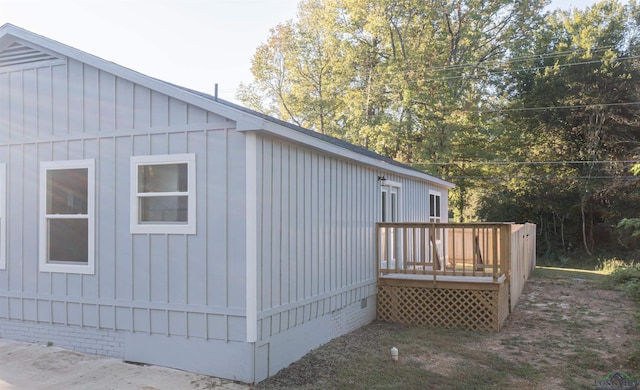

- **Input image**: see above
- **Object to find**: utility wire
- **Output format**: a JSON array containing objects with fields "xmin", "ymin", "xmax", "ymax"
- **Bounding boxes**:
[
  {"xmin": 412, "ymin": 55, "xmax": 640, "ymax": 84},
  {"xmin": 416, "ymin": 101, "xmax": 640, "ymax": 115},
  {"xmin": 413, "ymin": 160, "xmax": 640, "ymax": 166},
  {"xmin": 445, "ymin": 175, "xmax": 640, "ymax": 180},
  {"xmin": 419, "ymin": 44, "xmax": 640, "ymax": 74}
]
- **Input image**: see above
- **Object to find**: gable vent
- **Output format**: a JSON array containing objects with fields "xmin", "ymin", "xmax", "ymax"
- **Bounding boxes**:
[{"xmin": 0, "ymin": 41, "xmax": 61, "ymax": 68}]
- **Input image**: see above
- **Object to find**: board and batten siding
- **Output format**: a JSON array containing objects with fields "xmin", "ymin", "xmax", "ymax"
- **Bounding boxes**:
[
  {"xmin": 0, "ymin": 57, "xmax": 251, "ymax": 379},
  {"xmin": 0, "ymin": 43, "xmax": 452, "ymax": 382},
  {"xmin": 398, "ymin": 175, "xmax": 449, "ymax": 223},
  {"xmin": 252, "ymin": 134, "xmax": 448, "ymax": 379},
  {"xmin": 256, "ymin": 136, "xmax": 377, "ymax": 331}
]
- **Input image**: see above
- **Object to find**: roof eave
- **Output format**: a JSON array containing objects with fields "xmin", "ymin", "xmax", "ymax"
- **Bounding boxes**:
[
  {"xmin": 246, "ymin": 120, "xmax": 455, "ymax": 188},
  {"xmin": 0, "ymin": 23, "xmax": 455, "ymax": 189}
]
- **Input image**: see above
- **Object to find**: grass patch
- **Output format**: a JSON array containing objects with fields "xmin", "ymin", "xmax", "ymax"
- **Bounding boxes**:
[
  {"xmin": 257, "ymin": 263, "xmax": 640, "ymax": 389},
  {"xmin": 330, "ymin": 331, "xmax": 539, "ymax": 390},
  {"xmin": 604, "ymin": 260, "xmax": 640, "ymax": 378},
  {"xmin": 533, "ymin": 266, "xmax": 610, "ymax": 283}
]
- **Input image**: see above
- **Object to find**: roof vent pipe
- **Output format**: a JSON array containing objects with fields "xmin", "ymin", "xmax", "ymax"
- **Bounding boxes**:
[{"xmin": 214, "ymin": 83, "xmax": 218, "ymax": 101}]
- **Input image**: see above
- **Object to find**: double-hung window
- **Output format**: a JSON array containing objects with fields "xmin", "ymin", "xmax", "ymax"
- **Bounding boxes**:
[
  {"xmin": 429, "ymin": 191, "xmax": 441, "ymax": 223},
  {"xmin": 39, "ymin": 160, "xmax": 95, "ymax": 274},
  {"xmin": 130, "ymin": 154, "xmax": 196, "ymax": 234}
]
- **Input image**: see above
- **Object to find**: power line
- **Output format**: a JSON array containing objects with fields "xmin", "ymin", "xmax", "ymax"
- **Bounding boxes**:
[
  {"xmin": 413, "ymin": 160, "xmax": 640, "ymax": 166},
  {"xmin": 481, "ymin": 101, "xmax": 640, "ymax": 113},
  {"xmin": 408, "ymin": 55, "xmax": 640, "ymax": 84},
  {"xmin": 418, "ymin": 101, "xmax": 640, "ymax": 115},
  {"xmin": 446, "ymin": 175, "xmax": 640, "ymax": 180},
  {"xmin": 419, "ymin": 44, "xmax": 640, "ymax": 74}
]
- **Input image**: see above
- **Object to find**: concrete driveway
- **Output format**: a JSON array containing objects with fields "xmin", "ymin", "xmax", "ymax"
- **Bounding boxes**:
[{"xmin": 0, "ymin": 339, "xmax": 249, "ymax": 390}]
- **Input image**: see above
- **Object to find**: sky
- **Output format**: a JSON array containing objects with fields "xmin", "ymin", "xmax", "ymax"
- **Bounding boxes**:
[{"xmin": 0, "ymin": 0, "xmax": 623, "ymax": 103}]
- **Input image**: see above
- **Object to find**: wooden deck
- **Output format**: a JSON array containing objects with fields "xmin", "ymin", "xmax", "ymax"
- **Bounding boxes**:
[{"xmin": 376, "ymin": 223, "xmax": 536, "ymax": 332}]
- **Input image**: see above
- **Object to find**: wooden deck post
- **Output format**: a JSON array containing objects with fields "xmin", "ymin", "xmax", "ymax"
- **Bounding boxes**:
[{"xmin": 501, "ymin": 224, "xmax": 512, "ymax": 284}]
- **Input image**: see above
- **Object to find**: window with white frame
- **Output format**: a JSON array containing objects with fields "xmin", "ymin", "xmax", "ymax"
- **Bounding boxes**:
[
  {"xmin": 130, "ymin": 154, "xmax": 196, "ymax": 234},
  {"xmin": 0, "ymin": 163, "xmax": 6, "ymax": 270},
  {"xmin": 380, "ymin": 181, "xmax": 401, "ymax": 222},
  {"xmin": 429, "ymin": 191, "xmax": 441, "ymax": 223},
  {"xmin": 39, "ymin": 160, "xmax": 95, "ymax": 274}
]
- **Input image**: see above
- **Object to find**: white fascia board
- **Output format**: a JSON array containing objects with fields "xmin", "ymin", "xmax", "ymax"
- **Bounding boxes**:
[{"xmin": 250, "ymin": 121, "xmax": 456, "ymax": 189}]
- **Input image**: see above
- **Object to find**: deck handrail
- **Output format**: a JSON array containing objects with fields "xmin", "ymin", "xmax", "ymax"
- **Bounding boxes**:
[{"xmin": 376, "ymin": 222, "xmax": 535, "ymax": 291}]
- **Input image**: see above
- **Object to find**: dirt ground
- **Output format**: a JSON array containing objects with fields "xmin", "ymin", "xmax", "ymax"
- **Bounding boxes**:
[
  {"xmin": 257, "ymin": 270, "xmax": 640, "ymax": 389},
  {"xmin": 1, "ymin": 270, "xmax": 637, "ymax": 389}
]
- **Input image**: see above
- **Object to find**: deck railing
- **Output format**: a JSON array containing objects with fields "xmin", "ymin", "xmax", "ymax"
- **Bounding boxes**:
[{"xmin": 376, "ymin": 222, "xmax": 536, "ymax": 287}]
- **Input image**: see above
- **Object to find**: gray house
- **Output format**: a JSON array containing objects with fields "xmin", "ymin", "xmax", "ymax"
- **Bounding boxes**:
[{"xmin": 0, "ymin": 24, "xmax": 453, "ymax": 383}]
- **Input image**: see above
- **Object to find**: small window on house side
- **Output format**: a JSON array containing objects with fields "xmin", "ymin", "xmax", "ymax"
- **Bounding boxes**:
[
  {"xmin": 130, "ymin": 154, "xmax": 196, "ymax": 234},
  {"xmin": 429, "ymin": 191, "xmax": 441, "ymax": 223},
  {"xmin": 381, "ymin": 190, "xmax": 387, "ymax": 222},
  {"xmin": 39, "ymin": 160, "xmax": 95, "ymax": 274},
  {"xmin": 0, "ymin": 163, "xmax": 5, "ymax": 270}
]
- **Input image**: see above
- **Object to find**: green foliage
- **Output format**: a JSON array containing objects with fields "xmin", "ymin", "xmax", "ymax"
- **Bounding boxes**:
[
  {"xmin": 617, "ymin": 162, "xmax": 640, "ymax": 238},
  {"xmin": 479, "ymin": 0, "xmax": 640, "ymax": 255},
  {"xmin": 619, "ymin": 218, "xmax": 640, "ymax": 237},
  {"xmin": 608, "ymin": 263, "xmax": 640, "ymax": 302},
  {"xmin": 241, "ymin": 0, "xmax": 640, "ymax": 259},
  {"xmin": 239, "ymin": 0, "xmax": 545, "ymax": 164}
]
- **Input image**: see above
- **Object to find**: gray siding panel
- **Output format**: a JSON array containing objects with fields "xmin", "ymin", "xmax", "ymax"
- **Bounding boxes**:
[
  {"xmin": 98, "ymin": 71, "xmax": 117, "ymax": 131},
  {"xmin": 115, "ymin": 77, "xmax": 134, "ymax": 130},
  {"xmin": 97, "ymin": 137, "xmax": 116, "ymax": 299},
  {"xmin": 84, "ymin": 64, "xmax": 100, "ymax": 132},
  {"xmin": 151, "ymin": 91, "xmax": 169, "ymax": 128},
  {"xmin": 114, "ymin": 136, "xmax": 133, "ymax": 301},
  {"xmin": 168, "ymin": 235, "xmax": 188, "ymax": 305},
  {"xmin": 0, "ymin": 51, "xmax": 449, "ymax": 382},
  {"xmin": 253, "ymin": 133, "xmax": 447, "ymax": 380},
  {"xmin": 133, "ymin": 235, "xmax": 151, "ymax": 302},
  {"xmin": 149, "ymin": 235, "xmax": 166, "ymax": 303},
  {"xmin": 68, "ymin": 59, "xmax": 84, "ymax": 133},
  {"xmin": 0, "ymin": 74, "xmax": 8, "ymax": 140},
  {"xmin": 8, "ymin": 146, "xmax": 22, "ymax": 292},
  {"xmin": 169, "ymin": 98, "xmax": 187, "ymax": 126},
  {"xmin": 187, "ymin": 132, "xmax": 207, "ymax": 307},
  {"xmin": 0, "ymin": 126, "xmax": 247, "ymax": 330},
  {"xmin": 256, "ymin": 136, "xmax": 380, "ymax": 338},
  {"xmin": 206, "ymin": 129, "xmax": 228, "ymax": 308},
  {"xmin": 51, "ymin": 65, "xmax": 67, "ymax": 134},
  {"xmin": 9, "ymin": 72, "xmax": 22, "ymax": 139},
  {"xmin": 226, "ymin": 130, "xmax": 246, "ymax": 309},
  {"xmin": 36, "ymin": 67, "xmax": 53, "ymax": 135},
  {"xmin": 133, "ymin": 85, "xmax": 151, "ymax": 129},
  {"xmin": 23, "ymin": 69, "xmax": 37, "ymax": 138}
]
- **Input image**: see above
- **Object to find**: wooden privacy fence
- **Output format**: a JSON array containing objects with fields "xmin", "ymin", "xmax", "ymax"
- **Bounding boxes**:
[
  {"xmin": 376, "ymin": 222, "xmax": 536, "ymax": 331},
  {"xmin": 509, "ymin": 223, "xmax": 537, "ymax": 310}
]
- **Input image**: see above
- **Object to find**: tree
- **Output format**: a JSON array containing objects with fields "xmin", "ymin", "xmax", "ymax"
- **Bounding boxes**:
[
  {"xmin": 479, "ymin": 0, "xmax": 640, "ymax": 254},
  {"xmin": 239, "ymin": 0, "xmax": 545, "ymax": 220},
  {"xmin": 618, "ymin": 163, "xmax": 640, "ymax": 239},
  {"xmin": 240, "ymin": 0, "xmax": 640, "ymax": 258}
]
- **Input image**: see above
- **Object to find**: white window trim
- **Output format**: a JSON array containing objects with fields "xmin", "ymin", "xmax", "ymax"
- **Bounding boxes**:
[
  {"xmin": 130, "ymin": 153, "xmax": 196, "ymax": 235},
  {"xmin": 0, "ymin": 163, "xmax": 6, "ymax": 270},
  {"xmin": 39, "ymin": 159, "xmax": 95, "ymax": 274},
  {"xmin": 429, "ymin": 190, "xmax": 442, "ymax": 223},
  {"xmin": 380, "ymin": 180, "xmax": 402, "ymax": 222}
]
